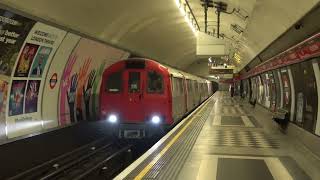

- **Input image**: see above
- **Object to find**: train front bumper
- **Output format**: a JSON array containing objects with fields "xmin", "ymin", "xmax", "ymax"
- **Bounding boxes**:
[{"xmin": 107, "ymin": 123, "xmax": 166, "ymax": 138}]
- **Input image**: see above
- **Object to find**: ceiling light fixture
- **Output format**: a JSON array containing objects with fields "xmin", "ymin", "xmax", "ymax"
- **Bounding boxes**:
[
  {"xmin": 175, "ymin": 0, "xmax": 198, "ymax": 36},
  {"xmin": 234, "ymin": 52, "xmax": 241, "ymax": 63}
]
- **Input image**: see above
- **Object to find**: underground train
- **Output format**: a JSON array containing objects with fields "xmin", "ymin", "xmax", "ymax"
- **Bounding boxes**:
[{"xmin": 99, "ymin": 58, "xmax": 212, "ymax": 138}]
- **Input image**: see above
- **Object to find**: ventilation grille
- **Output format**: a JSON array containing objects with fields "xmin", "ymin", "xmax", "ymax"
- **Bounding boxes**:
[{"xmin": 230, "ymin": 24, "xmax": 244, "ymax": 34}]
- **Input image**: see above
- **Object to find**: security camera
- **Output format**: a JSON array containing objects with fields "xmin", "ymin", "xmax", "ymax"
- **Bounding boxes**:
[{"xmin": 295, "ymin": 23, "xmax": 303, "ymax": 30}]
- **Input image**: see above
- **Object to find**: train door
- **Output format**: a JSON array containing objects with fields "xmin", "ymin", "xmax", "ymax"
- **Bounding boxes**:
[
  {"xmin": 191, "ymin": 80, "xmax": 196, "ymax": 107},
  {"xmin": 183, "ymin": 78, "xmax": 188, "ymax": 112},
  {"xmin": 124, "ymin": 70, "xmax": 145, "ymax": 122},
  {"xmin": 171, "ymin": 77, "xmax": 178, "ymax": 121},
  {"xmin": 186, "ymin": 80, "xmax": 193, "ymax": 111},
  {"xmin": 179, "ymin": 78, "xmax": 187, "ymax": 115}
]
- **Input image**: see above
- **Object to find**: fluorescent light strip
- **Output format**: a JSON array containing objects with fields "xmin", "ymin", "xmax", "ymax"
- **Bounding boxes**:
[{"xmin": 175, "ymin": 0, "xmax": 198, "ymax": 36}]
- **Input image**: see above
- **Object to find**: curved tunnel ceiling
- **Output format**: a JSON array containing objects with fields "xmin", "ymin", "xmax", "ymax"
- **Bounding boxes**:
[
  {"xmin": 1, "ymin": 0, "xmax": 319, "ymax": 74},
  {"xmin": 0, "ymin": 0, "xmax": 198, "ymax": 69}
]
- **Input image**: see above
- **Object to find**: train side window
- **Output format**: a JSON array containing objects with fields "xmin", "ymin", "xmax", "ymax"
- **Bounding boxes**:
[
  {"xmin": 106, "ymin": 71, "xmax": 122, "ymax": 93},
  {"xmin": 147, "ymin": 71, "xmax": 164, "ymax": 93}
]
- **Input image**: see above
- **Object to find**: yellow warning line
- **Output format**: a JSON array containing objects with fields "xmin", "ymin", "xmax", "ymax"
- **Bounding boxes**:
[{"xmin": 134, "ymin": 102, "xmax": 208, "ymax": 180}]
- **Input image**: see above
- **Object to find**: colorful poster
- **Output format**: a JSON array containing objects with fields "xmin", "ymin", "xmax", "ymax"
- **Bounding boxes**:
[
  {"xmin": 8, "ymin": 80, "xmax": 26, "ymax": 116},
  {"xmin": 0, "ymin": 80, "xmax": 8, "ymax": 139},
  {"xmin": 30, "ymin": 46, "xmax": 52, "ymax": 77},
  {"xmin": 41, "ymin": 33, "xmax": 80, "ymax": 129},
  {"xmin": 0, "ymin": 80, "xmax": 8, "ymax": 117},
  {"xmin": 281, "ymin": 74, "xmax": 290, "ymax": 105},
  {"xmin": 0, "ymin": 80, "xmax": 8, "ymax": 120},
  {"xmin": 91, "ymin": 62, "xmax": 106, "ymax": 120},
  {"xmin": 14, "ymin": 43, "xmax": 39, "ymax": 77},
  {"xmin": 6, "ymin": 22, "xmax": 66, "ymax": 139},
  {"xmin": 59, "ymin": 38, "xmax": 129, "ymax": 125},
  {"xmin": 0, "ymin": 9, "xmax": 36, "ymax": 76},
  {"xmin": 296, "ymin": 92, "xmax": 304, "ymax": 124},
  {"xmin": 24, "ymin": 80, "xmax": 40, "ymax": 113}
]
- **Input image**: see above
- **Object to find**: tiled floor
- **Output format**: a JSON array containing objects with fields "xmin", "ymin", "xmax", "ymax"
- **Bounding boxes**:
[
  {"xmin": 116, "ymin": 92, "xmax": 320, "ymax": 180},
  {"xmin": 177, "ymin": 92, "xmax": 319, "ymax": 180}
]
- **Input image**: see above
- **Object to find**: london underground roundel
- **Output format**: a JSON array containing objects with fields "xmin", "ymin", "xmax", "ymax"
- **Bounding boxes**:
[{"xmin": 49, "ymin": 73, "xmax": 58, "ymax": 89}]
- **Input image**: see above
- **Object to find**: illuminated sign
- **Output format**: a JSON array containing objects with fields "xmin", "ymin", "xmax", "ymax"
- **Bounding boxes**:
[{"xmin": 209, "ymin": 68, "xmax": 233, "ymax": 74}]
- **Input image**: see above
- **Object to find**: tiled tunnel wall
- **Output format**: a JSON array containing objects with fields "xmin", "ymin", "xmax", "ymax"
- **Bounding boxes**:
[
  {"xmin": 0, "ymin": 6, "xmax": 319, "ymax": 147},
  {"xmin": 0, "ymin": 8, "xmax": 130, "ymax": 142},
  {"xmin": 238, "ymin": 58, "xmax": 320, "ymax": 137}
]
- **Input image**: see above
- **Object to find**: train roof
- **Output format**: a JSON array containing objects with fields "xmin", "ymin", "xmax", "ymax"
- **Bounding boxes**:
[
  {"xmin": 123, "ymin": 58, "xmax": 209, "ymax": 82},
  {"xmin": 165, "ymin": 66, "xmax": 184, "ymax": 78},
  {"xmin": 164, "ymin": 64, "xmax": 206, "ymax": 82}
]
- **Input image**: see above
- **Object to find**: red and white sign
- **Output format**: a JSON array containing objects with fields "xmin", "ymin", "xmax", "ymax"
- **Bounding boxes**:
[
  {"xmin": 49, "ymin": 73, "xmax": 58, "ymax": 89},
  {"xmin": 242, "ymin": 32, "xmax": 320, "ymax": 79}
]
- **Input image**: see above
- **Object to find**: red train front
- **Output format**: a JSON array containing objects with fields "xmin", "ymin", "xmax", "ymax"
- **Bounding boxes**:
[{"xmin": 100, "ymin": 58, "xmax": 173, "ymax": 138}]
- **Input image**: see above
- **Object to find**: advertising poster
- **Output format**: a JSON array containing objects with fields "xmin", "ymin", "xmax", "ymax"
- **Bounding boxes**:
[
  {"xmin": 41, "ymin": 33, "xmax": 80, "ymax": 129},
  {"xmin": 0, "ymin": 80, "xmax": 8, "ymax": 119},
  {"xmin": 29, "ymin": 46, "xmax": 52, "ymax": 77},
  {"xmin": 280, "ymin": 69, "xmax": 292, "ymax": 113},
  {"xmin": 6, "ymin": 22, "xmax": 66, "ymax": 139},
  {"xmin": 24, "ymin": 80, "xmax": 40, "ymax": 113},
  {"xmin": 281, "ymin": 73, "xmax": 290, "ymax": 105},
  {"xmin": 8, "ymin": 80, "xmax": 26, "ymax": 116},
  {"xmin": 59, "ymin": 38, "xmax": 129, "ymax": 125},
  {"xmin": 296, "ymin": 92, "xmax": 304, "ymax": 124},
  {"xmin": 0, "ymin": 9, "xmax": 35, "ymax": 77},
  {"xmin": 14, "ymin": 43, "xmax": 39, "ymax": 77},
  {"xmin": 0, "ymin": 80, "xmax": 8, "ymax": 140}
]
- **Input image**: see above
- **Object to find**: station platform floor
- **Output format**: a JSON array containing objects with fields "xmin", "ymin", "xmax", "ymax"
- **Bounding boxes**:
[{"xmin": 115, "ymin": 91, "xmax": 320, "ymax": 180}]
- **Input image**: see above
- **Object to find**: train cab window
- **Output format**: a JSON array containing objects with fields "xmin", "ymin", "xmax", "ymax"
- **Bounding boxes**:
[
  {"xmin": 129, "ymin": 72, "xmax": 140, "ymax": 93},
  {"xmin": 106, "ymin": 71, "xmax": 122, "ymax": 93},
  {"xmin": 147, "ymin": 71, "xmax": 163, "ymax": 93}
]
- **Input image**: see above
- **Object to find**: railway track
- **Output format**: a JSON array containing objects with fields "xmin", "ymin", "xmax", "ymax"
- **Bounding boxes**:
[{"xmin": 9, "ymin": 137, "xmax": 133, "ymax": 180}]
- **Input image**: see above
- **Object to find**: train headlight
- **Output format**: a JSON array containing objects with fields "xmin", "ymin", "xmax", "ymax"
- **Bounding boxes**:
[
  {"xmin": 108, "ymin": 114, "xmax": 118, "ymax": 123},
  {"xmin": 151, "ymin": 115, "xmax": 161, "ymax": 124}
]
